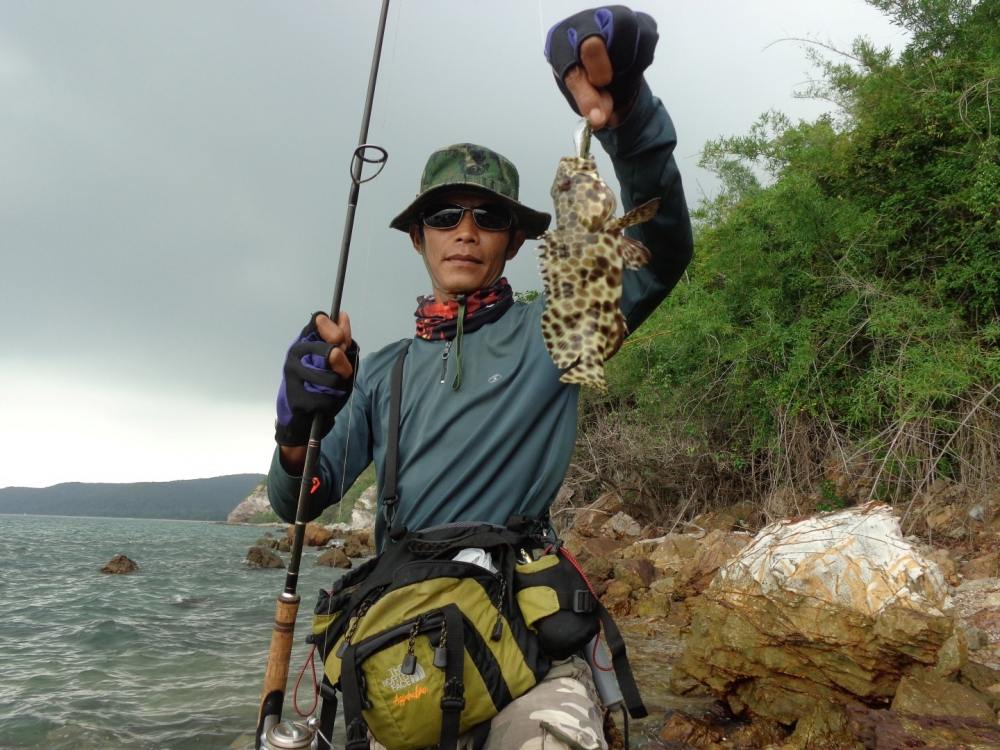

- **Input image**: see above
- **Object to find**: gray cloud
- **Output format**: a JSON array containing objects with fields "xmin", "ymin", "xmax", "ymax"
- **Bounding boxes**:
[{"xmin": 0, "ymin": 0, "xmax": 908, "ymax": 485}]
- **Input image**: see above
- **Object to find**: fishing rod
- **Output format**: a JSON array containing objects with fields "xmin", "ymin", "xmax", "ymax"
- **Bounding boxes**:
[{"xmin": 255, "ymin": 1, "xmax": 391, "ymax": 748}]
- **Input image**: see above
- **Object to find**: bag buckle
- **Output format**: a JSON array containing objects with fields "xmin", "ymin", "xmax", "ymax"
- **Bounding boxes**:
[
  {"xmin": 345, "ymin": 718, "xmax": 369, "ymax": 750},
  {"xmin": 573, "ymin": 589, "xmax": 593, "ymax": 613},
  {"xmin": 440, "ymin": 677, "xmax": 466, "ymax": 713}
]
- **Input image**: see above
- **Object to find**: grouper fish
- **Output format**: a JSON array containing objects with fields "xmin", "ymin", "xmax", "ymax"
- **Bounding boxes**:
[{"xmin": 538, "ymin": 126, "xmax": 659, "ymax": 390}]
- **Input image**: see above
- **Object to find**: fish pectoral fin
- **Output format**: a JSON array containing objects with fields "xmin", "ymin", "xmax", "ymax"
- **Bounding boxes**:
[
  {"xmin": 607, "ymin": 198, "xmax": 661, "ymax": 233},
  {"xmin": 619, "ymin": 236, "xmax": 653, "ymax": 270}
]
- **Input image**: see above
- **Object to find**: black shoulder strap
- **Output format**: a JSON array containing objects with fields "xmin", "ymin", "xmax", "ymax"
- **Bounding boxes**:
[
  {"xmin": 595, "ymin": 602, "xmax": 647, "ymax": 719},
  {"xmin": 381, "ymin": 340, "xmax": 411, "ymax": 535}
]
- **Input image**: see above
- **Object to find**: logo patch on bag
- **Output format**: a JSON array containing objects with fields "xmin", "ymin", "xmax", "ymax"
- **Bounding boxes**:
[
  {"xmin": 393, "ymin": 685, "xmax": 429, "ymax": 706},
  {"xmin": 381, "ymin": 663, "xmax": 427, "ymax": 692}
]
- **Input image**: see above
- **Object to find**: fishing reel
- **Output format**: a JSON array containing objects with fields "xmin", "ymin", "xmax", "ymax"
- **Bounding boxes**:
[{"xmin": 260, "ymin": 718, "xmax": 319, "ymax": 750}]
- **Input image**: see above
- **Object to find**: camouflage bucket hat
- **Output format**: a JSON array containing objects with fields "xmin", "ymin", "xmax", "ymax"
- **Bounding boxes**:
[{"xmin": 390, "ymin": 143, "xmax": 551, "ymax": 239}]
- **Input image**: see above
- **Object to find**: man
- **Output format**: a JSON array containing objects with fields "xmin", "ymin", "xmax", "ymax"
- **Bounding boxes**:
[{"xmin": 269, "ymin": 7, "xmax": 692, "ymax": 748}]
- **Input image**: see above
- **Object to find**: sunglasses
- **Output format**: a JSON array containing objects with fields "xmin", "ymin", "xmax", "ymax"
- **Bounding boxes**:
[{"xmin": 421, "ymin": 203, "xmax": 513, "ymax": 232}]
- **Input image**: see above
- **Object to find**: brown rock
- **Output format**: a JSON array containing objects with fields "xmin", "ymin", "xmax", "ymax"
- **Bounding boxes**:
[
  {"xmin": 621, "ymin": 538, "xmax": 661, "ymax": 560},
  {"xmin": 647, "ymin": 533, "xmax": 700, "ymax": 573},
  {"xmin": 600, "ymin": 511, "xmax": 641, "ymax": 540},
  {"xmin": 665, "ymin": 598, "xmax": 691, "ymax": 627},
  {"xmin": 926, "ymin": 505, "xmax": 959, "ymax": 531},
  {"xmin": 924, "ymin": 546, "xmax": 960, "ymax": 586},
  {"xmin": 343, "ymin": 529, "xmax": 375, "ymax": 558},
  {"xmin": 689, "ymin": 510, "xmax": 738, "ymax": 533},
  {"xmin": 657, "ymin": 713, "xmax": 721, "ymax": 747},
  {"xmin": 931, "ymin": 630, "xmax": 968, "ymax": 678},
  {"xmin": 632, "ymin": 590, "xmax": 670, "ymax": 618},
  {"xmin": 602, "ymin": 579, "xmax": 632, "ymax": 615},
  {"xmin": 571, "ymin": 491, "xmax": 624, "ymax": 537},
  {"xmin": 848, "ymin": 703, "xmax": 1000, "ymax": 750},
  {"xmin": 725, "ymin": 717, "xmax": 788, "ymax": 748},
  {"xmin": 100, "ymin": 554, "xmax": 138, "ymax": 574},
  {"xmin": 969, "ymin": 607, "xmax": 1000, "ymax": 637},
  {"xmin": 246, "ymin": 546, "xmax": 283, "ymax": 569},
  {"xmin": 604, "ymin": 579, "xmax": 632, "ymax": 598},
  {"xmin": 961, "ymin": 660, "xmax": 1000, "ymax": 709},
  {"xmin": 677, "ymin": 529, "xmax": 750, "ymax": 596},
  {"xmin": 613, "ymin": 559, "xmax": 655, "ymax": 590},
  {"xmin": 572, "ymin": 536, "xmax": 627, "ymax": 562},
  {"xmin": 961, "ymin": 551, "xmax": 1000, "ymax": 581},
  {"xmin": 648, "ymin": 574, "xmax": 680, "ymax": 599},
  {"xmin": 284, "ymin": 522, "xmax": 335, "ymax": 548},
  {"xmin": 315, "ymin": 547, "xmax": 352, "ymax": 569},
  {"xmin": 892, "ymin": 670, "xmax": 995, "ymax": 723},
  {"xmin": 580, "ymin": 555, "xmax": 614, "ymax": 587},
  {"xmin": 255, "ymin": 534, "xmax": 280, "ymax": 550},
  {"xmin": 275, "ymin": 537, "xmax": 292, "ymax": 553},
  {"xmin": 639, "ymin": 524, "xmax": 667, "ymax": 540},
  {"xmin": 786, "ymin": 702, "xmax": 857, "ymax": 750}
]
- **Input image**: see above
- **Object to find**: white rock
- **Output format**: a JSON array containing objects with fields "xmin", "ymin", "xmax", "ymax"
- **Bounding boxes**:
[
  {"xmin": 227, "ymin": 481, "xmax": 271, "ymax": 524},
  {"xmin": 716, "ymin": 504, "xmax": 950, "ymax": 617}
]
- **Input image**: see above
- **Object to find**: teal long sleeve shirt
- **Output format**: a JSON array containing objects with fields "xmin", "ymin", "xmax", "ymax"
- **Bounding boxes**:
[{"xmin": 268, "ymin": 81, "xmax": 693, "ymax": 551}]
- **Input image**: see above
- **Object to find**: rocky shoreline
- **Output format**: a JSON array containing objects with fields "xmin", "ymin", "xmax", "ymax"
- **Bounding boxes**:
[
  {"xmin": 236, "ymin": 481, "xmax": 1000, "ymax": 748},
  {"xmin": 558, "ymin": 489, "xmax": 1000, "ymax": 749}
]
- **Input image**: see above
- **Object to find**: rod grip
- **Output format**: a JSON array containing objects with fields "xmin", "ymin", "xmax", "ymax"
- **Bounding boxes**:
[{"xmin": 255, "ymin": 594, "xmax": 301, "ymax": 744}]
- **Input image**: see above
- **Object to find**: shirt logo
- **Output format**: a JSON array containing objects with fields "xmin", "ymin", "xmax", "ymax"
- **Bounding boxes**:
[{"xmin": 488, "ymin": 373, "xmax": 503, "ymax": 384}]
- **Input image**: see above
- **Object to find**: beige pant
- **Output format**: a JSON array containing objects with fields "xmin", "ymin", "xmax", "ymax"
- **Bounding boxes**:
[{"xmin": 370, "ymin": 657, "xmax": 607, "ymax": 750}]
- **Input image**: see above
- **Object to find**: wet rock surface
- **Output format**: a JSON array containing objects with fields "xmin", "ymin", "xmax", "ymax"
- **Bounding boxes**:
[
  {"xmin": 315, "ymin": 547, "xmax": 351, "ymax": 568},
  {"xmin": 100, "ymin": 553, "xmax": 139, "ymax": 574},
  {"xmin": 286, "ymin": 522, "xmax": 335, "ymax": 548},
  {"xmin": 245, "ymin": 546, "xmax": 283, "ymax": 569}
]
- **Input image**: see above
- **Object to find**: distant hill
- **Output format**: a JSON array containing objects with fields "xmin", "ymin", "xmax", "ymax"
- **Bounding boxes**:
[{"xmin": 0, "ymin": 474, "xmax": 265, "ymax": 521}]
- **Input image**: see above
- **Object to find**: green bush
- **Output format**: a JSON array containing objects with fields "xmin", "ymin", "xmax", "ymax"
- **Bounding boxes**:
[{"xmin": 576, "ymin": 0, "xmax": 999, "ymax": 522}]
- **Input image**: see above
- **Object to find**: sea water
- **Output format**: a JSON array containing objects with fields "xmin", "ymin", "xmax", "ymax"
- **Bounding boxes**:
[{"xmin": 0, "ymin": 515, "xmax": 347, "ymax": 750}]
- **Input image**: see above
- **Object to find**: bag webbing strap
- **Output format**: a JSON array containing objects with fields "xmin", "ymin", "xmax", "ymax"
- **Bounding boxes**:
[
  {"xmin": 595, "ymin": 603, "xmax": 647, "ymax": 718},
  {"xmin": 439, "ymin": 604, "xmax": 467, "ymax": 750},
  {"xmin": 339, "ymin": 644, "xmax": 370, "ymax": 750},
  {"xmin": 381, "ymin": 340, "xmax": 411, "ymax": 534},
  {"xmin": 316, "ymin": 679, "xmax": 338, "ymax": 750}
]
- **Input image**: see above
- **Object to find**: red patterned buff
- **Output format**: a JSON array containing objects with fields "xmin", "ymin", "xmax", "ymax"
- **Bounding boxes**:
[{"xmin": 415, "ymin": 278, "xmax": 514, "ymax": 340}]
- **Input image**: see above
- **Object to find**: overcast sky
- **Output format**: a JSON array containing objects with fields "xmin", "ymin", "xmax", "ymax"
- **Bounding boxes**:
[{"xmin": 0, "ymin": 1, "xmax": 909, "ymax": 488}]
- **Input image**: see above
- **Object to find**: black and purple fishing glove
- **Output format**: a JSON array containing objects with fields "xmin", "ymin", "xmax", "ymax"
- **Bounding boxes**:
[
  {"xmin": 544, "ymin": 5, "xmax": 658, "ymax": 115},
  {"xmin": 274, "ymin": 312, "xmax": 359, "ymax": 447}
]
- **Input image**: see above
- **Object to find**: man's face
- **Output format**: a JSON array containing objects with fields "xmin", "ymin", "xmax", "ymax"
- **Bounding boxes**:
[{"xmin": 410, "ymin": 191, "xmax": 525, "ymax": 301}]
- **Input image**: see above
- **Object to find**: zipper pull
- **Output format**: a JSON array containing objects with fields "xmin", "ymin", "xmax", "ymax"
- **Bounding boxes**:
[
  {"xmin": 439, "ymin": 340, "xmax": 452, "ymax": 384},
  {"xmin": 401, "ymin": 652, "xmax": 417, "ymax": 675},
  {"xmin": 491, "ymin": 576, "xmax": 506, "ymax": 641},
  {"xmin": 401, "ymin": 618, "xmax": 421, "ymax": 675},
  {"xmin": 433, "ymin": 620, "xmax": 448, "ymax": 669},
  {"xmin": 491, "ymin": 615, "xmax": 504, "ymax": 642}
]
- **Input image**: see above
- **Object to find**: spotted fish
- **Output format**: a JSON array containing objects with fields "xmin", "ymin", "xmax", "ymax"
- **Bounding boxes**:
[{"xmin": 538, "ymin": 130, "xmax": 659, "ymax": 390}]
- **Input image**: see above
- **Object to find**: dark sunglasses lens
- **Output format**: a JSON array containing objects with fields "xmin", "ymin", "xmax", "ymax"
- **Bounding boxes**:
[
  {"xmin": 423, "ymin": 207, "xmax": 464, "ymax": 229},
  {"xmin": 472, "ymin": 206, "xmax": 512, "ymax": 230}
]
